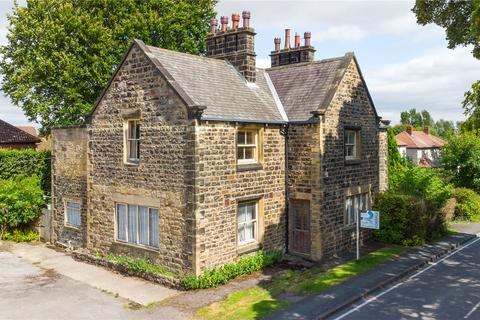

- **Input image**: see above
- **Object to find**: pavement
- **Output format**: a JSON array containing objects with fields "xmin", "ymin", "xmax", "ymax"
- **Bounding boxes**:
[{"xmin": 267, "ymin": 223, "xmax": 480, "ymax": 320}]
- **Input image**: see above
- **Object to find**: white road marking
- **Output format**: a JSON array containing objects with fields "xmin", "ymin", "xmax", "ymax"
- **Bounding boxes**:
[
  {"xmin": 464, "ymin": 301, "xmax": 480, "ymax": 319},
  {"xmin": 331, "ymin": 237, "xmax": 480, "ymax": 320}
]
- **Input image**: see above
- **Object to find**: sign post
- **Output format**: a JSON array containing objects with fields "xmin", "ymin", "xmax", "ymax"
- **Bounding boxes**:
[{"xmin": 356, "ymin": 210, "xmax": 380, "ymax": 261}]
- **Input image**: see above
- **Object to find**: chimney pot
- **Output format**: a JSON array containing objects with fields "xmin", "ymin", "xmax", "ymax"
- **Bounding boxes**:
[
  {"xmin": 232, "ymin": 13, "xmax": 240, "ymax": 30},
  {"xmin": 284, "ymin": 29, "xmax": 291, "ymax": 49},
  {"xmin": 294, "ymin": 32, "xmax": 301, "ymax": 48},
  {"xmin": 304, "ymin": 32, "xmax": 311, "ymax": 47},
  {"xmin": 274, "ymin": 37, "xmax": 281, "ymax": 51},
  {"xmin": 423, "ymin": 126, "xmax": 430, "ymax": 135},
  {"xmin": 220, "ymin": 16, "xmax": 229, "ymax": 31},
  {"xmin": 406, "ymin": 125, "xmax": 413, "ymax": 135},
  {"xmin": 210, "ymin": 18, "xmax": 218, "ymax": 34},
  {"xmin": 242, "ymin": 11, "xmax": 251, "ymax": 28}
]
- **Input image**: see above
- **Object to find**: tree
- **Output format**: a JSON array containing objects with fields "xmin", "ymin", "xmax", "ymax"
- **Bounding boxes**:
[
  {"xmin": 413, "ymin": 0, "xmax": 480, "ymax": 132},
  {"xmin": 400, "ymin": 108, "xmax": 434, "ymax": 127},
  {"xmin": 0, "ymin": 0, "xmax": 217, "ymax": 133},
  {"xmin": 442, "ymin": 132, "xmax": 480, "ymax": 191},
  {"xmin": 387, "ymin": 128, "xmax": 408, "ymax": 190},
  {"xmin": 433, "ymin": 119, "xmax": 456, "ymax": 139}
]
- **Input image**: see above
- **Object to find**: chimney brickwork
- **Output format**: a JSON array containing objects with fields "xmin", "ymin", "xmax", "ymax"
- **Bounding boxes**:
[
  {"xmin": 270, "ymin": 30, "xmax": 315, "ymax": 68},
  {"xmin": 206, "ymin": 11, "xmax": 256, "ymax": 82}
]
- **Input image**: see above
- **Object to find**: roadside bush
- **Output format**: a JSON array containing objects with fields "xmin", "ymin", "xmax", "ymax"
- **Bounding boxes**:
[
  {"xmin": 181, "ymin": 250, "xmax": 283, "ymax": 290},
  {"xmin": 2, "ymin": 229, "xmax": 40, "ymax": 242},
  {"xmin": 0, "ymin": 149, "xmax": 51, "ymax": 194},
  {"xmin": 373, "ymin": 192, "xmax": 447, "ymax": 246},
  {"xmin": 451, "ymin": 188, "xmax": 480, "ymax": 222},
  {"xmin": 0, "ymin": 175, "xmax": 45, "ymax": 238}
]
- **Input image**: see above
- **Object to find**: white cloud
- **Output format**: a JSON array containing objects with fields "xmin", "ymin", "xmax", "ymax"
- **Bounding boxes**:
[
  {"xmin": 314, "ymin": 25, "xmax": 368, "ymax": 42},
  {"xmin": 366, "ymin": 47, "xmax": 480, "ymax": 123}
]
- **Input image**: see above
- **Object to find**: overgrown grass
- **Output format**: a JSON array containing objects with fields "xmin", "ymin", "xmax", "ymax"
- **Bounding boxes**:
[
  {"xmin": 103, "ymin": 253, "xmax": 176, "ymax": 278},
  {"xmin": 197, "ymin": 245, "xmax": 408, "ymax": 320},
  {"xmin": 2, "ymin": 229, "xmax": 40, "ymax": 242}
]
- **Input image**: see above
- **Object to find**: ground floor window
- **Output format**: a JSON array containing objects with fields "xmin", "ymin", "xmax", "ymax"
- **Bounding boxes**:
[
  {"xmin": 116, "ymin": 203, "xmax": 159, "ymax": 248},
  {"xmin": 237, "ymin": 200, "xmax": 258, "ymax": 245},
  {"xmin": 65, "ymin": 201, "xmax": 81, "ymax": 227},
  {"xmin": 345, "ymin": 193, "xmax": 368, "ymax": 225}
]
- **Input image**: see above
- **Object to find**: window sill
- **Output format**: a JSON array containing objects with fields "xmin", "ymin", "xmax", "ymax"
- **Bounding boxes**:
[
  {"xmin": 237, "ymin": 163, "xmax": 263, "ymax": 172},
  {"xmin": 124, "ymin": 161, "xmax": 140, "ymax": 167},
  {"xmin": 237, "ymin": 241, "xmax": 261, "ymax": 255},
  {"xmin": 64, "ymin": 224, "xmax": 81, "ymax": 231},
  {"xmin": 345, "ymin": 159, "xmax": 361, "ymax": 166},
  {"xmin": 114, "ymin": 240, "xmax": 160, "ymax": 253}
]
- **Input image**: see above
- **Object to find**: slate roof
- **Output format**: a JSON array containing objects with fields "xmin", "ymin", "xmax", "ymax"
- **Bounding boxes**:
[
  {"xmin": 0, "ymin": 119, "xmax": 40, "ymax": 144},
  {"xmin": 266, "ymin": 55, "xmax": 352, "ymax": 121},
  {"xmin": 396, "ymin": 130, "xmax": 445, "ymax": 149},
  {"xmin": 144, "ymin": 45, "xmax": 286, "ymax": 123}
]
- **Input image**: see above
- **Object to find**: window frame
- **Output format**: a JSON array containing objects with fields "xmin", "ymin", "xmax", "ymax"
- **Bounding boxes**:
[
  {"xmin": 237, "ymin": 200, "xmax": 259, "ymax": 246},
  {"xmin": 124, "ymin": 119, "xmax": 140, "ymax": 164},
  {"xmin": 236, "ymin": 129, "xmax": 259, "ymax": 165},
  {"xmin": 115, "ymin": 202, "xmax": 159, "ymax": 250},
  {"xmin": 64, "ymin": 199, "xmax": 82, "ymax": 228},
  {"xmin": 345, "ymin": 192, "xmax": 369, "ymax": 226}
]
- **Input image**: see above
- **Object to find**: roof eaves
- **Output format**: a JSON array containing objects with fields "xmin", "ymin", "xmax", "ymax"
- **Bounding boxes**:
[{"xmin": 200, "ymin": 116, "xmax": 287, "ymax": 125}]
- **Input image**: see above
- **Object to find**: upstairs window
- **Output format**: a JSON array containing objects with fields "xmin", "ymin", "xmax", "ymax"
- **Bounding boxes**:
[
  {"xmin": 237, "ymin": 130, "xmax": 258, "ymax": 164},
  {"xmin": 345, "ymin": 129, "xmax": 360, "ymax": 161},
  {"xmin": 125, "ymin": 120, "xmax": 140, "ymax": 164}
]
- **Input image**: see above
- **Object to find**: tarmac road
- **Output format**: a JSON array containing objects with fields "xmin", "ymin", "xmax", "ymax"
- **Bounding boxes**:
[{"xmin": 330, "ymin": 237, "xmax": 480, "ymax": 320}]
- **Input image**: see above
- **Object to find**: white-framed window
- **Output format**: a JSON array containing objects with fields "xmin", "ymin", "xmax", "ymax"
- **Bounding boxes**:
[
  {"xmin": 345, "ymin": 193, "xmax": 368, "ymax": 225},
  {"xmin": 125, "ymin": 120, "xmax": 140, "ymax": 163},
  {"xmin": 237, "ymin": 201, "xmax": 258, "ymax": 245},
  {"xmin": 116, "ymin": 203, "xmax": 159, "ymax": 249},
  {"xmin": 65, "ymin": 201, "xmax": 81, "ymax": 228},
  {"xmin": 237, "ymin": 130, "xmax": 258, "ymax": 164},
  {"xmin": 345, "ymin": 129, "xmax": 358, "ymax": 160}
]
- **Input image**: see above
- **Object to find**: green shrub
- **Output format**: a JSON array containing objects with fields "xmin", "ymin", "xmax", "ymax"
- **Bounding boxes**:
[
  {"xmin": 180, "ymin": 250, "xmax": 283, "ymax": 290},
  {"xmin": 451, "ymin": 188, "xmax": 480, "ymax": 222},
  {"xmin": 373, "ymin": 192, "xmax": 447, "ymax": 246},
  {"xmin": 2, "ymin": 229, "xmax": 40, "ymax": 242},
  {"xmin": 0, "ymin": 175, "xmax": 45, "ymax": 238},
  {"xmin": 103, "ymin": 253, "xmax": 175, "ymax": 278},
  {"xmin": 0, "ymin": 149, "xmax": 51, "ymax": 194}
]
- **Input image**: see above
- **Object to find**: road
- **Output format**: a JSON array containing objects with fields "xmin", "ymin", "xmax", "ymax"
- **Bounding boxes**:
[{"xmin": 330, "ymin": 237, "xmax": 480, "ymax": 320}]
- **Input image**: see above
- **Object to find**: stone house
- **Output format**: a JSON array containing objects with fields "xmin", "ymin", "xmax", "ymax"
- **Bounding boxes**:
[
  {"xmin": 51, "ymin": 12, "xmax": 388, "ymax": 275},
  {"xmin": 0, "ymin": 119, "xmax": 40, "ymax": 149},
  {"xmin": 396, "ymin": 125, "xmax": 445, "ymax": 167}
]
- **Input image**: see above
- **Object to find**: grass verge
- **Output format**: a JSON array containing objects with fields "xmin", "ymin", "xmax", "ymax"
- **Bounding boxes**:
[{"xmin": 197, "ymin": 245, "xmax": 408, "ymax": 320}]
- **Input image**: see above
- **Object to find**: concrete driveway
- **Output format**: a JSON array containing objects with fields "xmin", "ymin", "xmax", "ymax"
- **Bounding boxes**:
[{"xmin": 0, "ymin": 241, "xmax": 186, "ymax": 320}]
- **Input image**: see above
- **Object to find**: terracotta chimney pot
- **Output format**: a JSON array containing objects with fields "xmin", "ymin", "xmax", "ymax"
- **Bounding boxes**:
[
  {"xmin": 220, "ymin": 16, "xmax": 229, "ymax": 31},
  {"xmin": 232, "ymin": 13, "xmax": 240, "ymax": 30},
  {"xmin": 210, "ymin": 18, "xmax": 218, "ymax": 33},
  {"xmin": 284, "ymin": 29, "xmax": 291, "ymax": 49},
  {"xmin": 294, "ymin": 33, "xmax": 301, "ymax": 48},
  {"xmin": 242, "ymin": 11, "xmax": 251, "ymax": 28},
  {"xmin": 304, "ymin": 32, "xmax": 311, "ymax": 47},
  {"xmin": 274, "ymin": 37, "xmax": 281, "ymax": 51}
]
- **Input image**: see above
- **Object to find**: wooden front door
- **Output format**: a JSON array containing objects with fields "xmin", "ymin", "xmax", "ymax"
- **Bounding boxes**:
[{"xmin": 290, "ymin": 199, "xmax": 311, "ymax": 255}]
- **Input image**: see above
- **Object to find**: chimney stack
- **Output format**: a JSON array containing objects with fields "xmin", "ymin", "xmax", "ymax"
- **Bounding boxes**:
[
  {"xmin": 206, "ymin": 11, "xmax": 256, "ymax": 82},
  {"xmin": 294, "ymin": 33, "xmax": 301, "ymax": 48},
  {"xmin": 423, "ymin": 126, "xmax": 430, "ymax": 135},
  {"xmin": 270, "ymin": 29, "xmax": 315, "ymax": 67},
  {"xmin": 210, "ymin": 18, "xmax": 218, "ymax": 34},
  {"xmin": 232, "ymin": 13, "xmax": 240, "ymax": 30},
  {"xmin": 274, "ymin": 37, "xmax": 281, "ymax": 51},
  {"xmin": 406, "ymin": 125, "xmax": 413, "ymax": 135},
  {"xmin": 284, "ymin": 29, "xmax": 291, "ymax": 49},
  {"xmin": 220, "ymin": 16, "xmax": 228, "ymax": 31},
  {"xmin": 242, "ymin": 11, "xmax": 250, "ymax": 28},
  {"xmin": 304, "ymin": 32, "xmax": 311, "ymax": 47}
]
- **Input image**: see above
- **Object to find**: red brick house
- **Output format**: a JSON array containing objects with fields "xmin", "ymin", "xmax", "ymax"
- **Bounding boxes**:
[
  {"xmin": 396, "ymin": 126, "xmax": 445, "ymax": 167},
  {"xmin": 0, "ymin": 119, "xmax": 40, "ymax": 149}
]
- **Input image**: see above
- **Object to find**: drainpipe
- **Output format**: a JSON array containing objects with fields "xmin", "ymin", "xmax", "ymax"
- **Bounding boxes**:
[{"xmin": 280, "ymin": 123, "xmax": 290, "ymax": 254}]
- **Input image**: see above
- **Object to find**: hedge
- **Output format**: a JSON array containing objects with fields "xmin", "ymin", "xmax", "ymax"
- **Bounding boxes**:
[
  {"xmin": 451, "ymin": 188, "xmax": 480, "ymax": 222},
  {"xmin": 0, "ymin": 149, "xmax": 51, "ymax": 194}
]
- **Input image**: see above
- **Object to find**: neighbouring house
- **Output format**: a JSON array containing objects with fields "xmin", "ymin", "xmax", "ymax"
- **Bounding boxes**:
[
  {"xmin": 0, "ymin": 119, "xmax": 40, "ymax": 149},
  {"xmin": 51, "ymin": 12, "xmax": 389, "ymax": 276},
  {"xmin": 396, "ymin": 125, "xmax": 445, "ymax": 167}
]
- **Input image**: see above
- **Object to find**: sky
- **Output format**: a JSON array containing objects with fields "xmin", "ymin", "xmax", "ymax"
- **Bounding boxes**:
[{"xmin": 1, "ymin": 0, "xmax": 479, "ymax": 127}]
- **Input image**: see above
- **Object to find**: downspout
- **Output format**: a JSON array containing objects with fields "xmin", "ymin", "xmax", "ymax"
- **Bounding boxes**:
[{"xmin": 280, "ymin": 123, "xmax": 289, "ymax": 254}]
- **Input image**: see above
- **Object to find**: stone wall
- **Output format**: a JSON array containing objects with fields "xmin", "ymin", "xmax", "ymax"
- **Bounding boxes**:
[
  {"xmin": 51, "ymin": 126, "xmax": 88, "ymax": 247},
  {"xmin": 194, "ymin": 122, "xmax": 285, "ymax": 273},
  {"xmin": 87, "ymin": 43, "xmax": 195, "ymax": 274},
  {"xmin": 379, "ymin": 129, "xmax": 388, "ymax": 192},
  {"xmin": 320, "ymin": 59, "xmax": 379, "ymax": 257}
]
